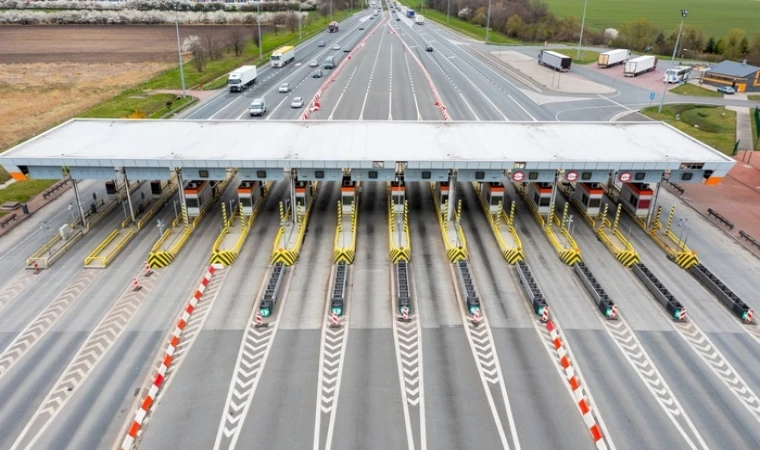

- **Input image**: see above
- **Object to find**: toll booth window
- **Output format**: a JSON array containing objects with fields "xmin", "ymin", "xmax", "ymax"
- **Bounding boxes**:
[
  {"xmin": 240, "ymin": 197, "xmax": 252, "ymax": 207},
  {"xmin": 315, "ymin": 171, "xmax": 325, "ymax": 179},
  {"xmin": 629, "ymin": 194, "xmax": 636, "ymax": 206},
  {"xmin": 199, "ymin": 170, "xmax": 209, "ymax": 178},
  {"xmin": 421, "ymin": 171, "xmax": 432, "ymax": 180},
  {"xmin": 394, "ymin": 195, "xmax": 404, "ymax": 206},
  {"xmin": 539, "ymin": 197, "xmax": 551, "ymax": 206},
  {"xmin": 475, "ymin": 171, "xmax": 485, "ymax": 180},
  {"xmin": 582, "ymin": 193, "xmax": 589, "ymax": 205},
  {"xmin": 528, "ymin": 172, "xmax": 539, "ymax": 180},
  {"xmin": 533, "ymin": 192, "xmax": 540, "ymax": 205},
  {"xmin": 186, "ymin": 199, "xmax": 199, "ymax": 209},
  {"xmin": 681, "ymin": 172, "xmax": 693, "ymax": 181},
  {"xmin": 296, "ymin": 198, "xmax": 306, "ymax": 207},
  {"xmin": 343, "ymin": 196, "xmax": 353, "ymax": 206},
  {"xmin": 589, "ymin": 198, "xmax": 601, "ymax": 208},
  {"xmin": 490, "ymin": 196, "xmax": 501, "ymax": 206},
  {"xmin": 256, "ymin": 170, "xmax": 267, "ymax": 178},
  {"xmin": 582, "ymin": 172, "xmax": 592, "ymax": 181},
  {"xmin": 635, "ymin": 172, "xmax": 646, "ymax": 181},
  {"xmin": 368, "ymin": 171, "xmax": 378, "ymax": 179}
]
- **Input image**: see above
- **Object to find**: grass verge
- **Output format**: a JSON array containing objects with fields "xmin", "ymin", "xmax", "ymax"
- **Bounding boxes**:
[
  {"xmin": 78, "ymin": 91, "xmax": 196, "ymax": 119},
  {"xmin": 641, "ymin": 104, "xmax": 736, "ymax": 155},
  {"xmin": 749, "ymin": 95, "xmax": 760, "ymax": 101},
  {"xmin": 399, "ymin": 2, "xmax": 519, "ymax": 44},
  {"xmin": 0, "ymin": 179, "xmax": 58, "ymax": 217},
  {"xmin": 670, "ymin": 83, "xmax": 723, "ymax": 98}
]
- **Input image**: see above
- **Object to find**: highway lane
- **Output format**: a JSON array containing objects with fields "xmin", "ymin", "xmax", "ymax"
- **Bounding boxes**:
[
  {"xmin": 184, "ymin": 12, "xmax": 373, "ymax": 121},
  {"xmin": 504, "ymin": 184, "xmax": 692, "ymax": 449},
  {"xmin": 0, "ymin": 188, "xmax": 180, "ymax": 450},
  {"xmin": 331, "ymin": 181, "xmax": 407, "ymax": 450},
  {"xmin": 458, "ymin": 183, "xmax": 591, "ymax": 449},
  {"xmin": 19, "ymin": 182, "xmax": 240, "ymax": 450},
  {"xmin": 405, "ymin": 181, "xmax": 506, "ymax": 449},
  {"xmin": 134, "ymin": 182, "xmax": 286, "ymax": 450}
]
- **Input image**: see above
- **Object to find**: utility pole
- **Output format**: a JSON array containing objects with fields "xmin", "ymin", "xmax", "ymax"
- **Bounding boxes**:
[
  {"xmin": 174, "ymin": 3, "xmax": 186, "ymax": 98},
  {"xmin": 257, "ymin": 2, "xmax": 263, "ymax": 60},
  {"xmin": 577, "ymin": 0, "xmax": 589, "ymax": 59},
  {"xmin": 658, "ymin": 9, "xmax": 688, "ymax": 113},
  {"xmin": 485, "ymin": 0, "xmax": 492, "ymax": 42}
]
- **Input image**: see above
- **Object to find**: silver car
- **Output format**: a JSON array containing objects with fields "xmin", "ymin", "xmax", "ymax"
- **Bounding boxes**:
[
  {"xmin": 309, "ymin": 59, "xmax": 318, "ymax": 67},
  {"xmin": 278, "ymin": 82, "xmax": 290, "ymax": 93},
  {"xmin": 333, "ymin": 44, "xmax": 341, "ymax": 50},
  {"xmin": 291, "ymin": 97, "xmax": 304, "ymax": 108}
]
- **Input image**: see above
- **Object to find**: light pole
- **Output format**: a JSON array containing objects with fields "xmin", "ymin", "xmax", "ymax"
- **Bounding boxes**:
[
  {"xmin": 67, "ymin": 203, "xmax": 76, "ymax": 225},
  {"xmin": 157, "ymin": 219, "xmax": 166, "ymax": 251},
  {"xmin": 299, "ymin": 3, "xmax": 302, "ymax": 41},
  {"xmin": 681, "ymin": 48, "xmax": 694, "ymax": 59},
  {"xmin": 257, "ymin": 2, "xmax": 263, "ymax": 60},
  {"xmin": 658, "ymin": 9, "xmax": 687, "ymax": 113},
  {"xmin": 447, "ymin": 0, "xmax": 450, "ymax": 24},
  {"xmin": 174, "ymin": 3, "xmax": 186, "ymax": 98},
  {"xmin": 485, "ymin": 0, "xmax": 492, "ymax": 42},
  {"xmin": 330, "ymin": 0, "xmax": 333, "ymax": 22},
  {"xmin": 577, "ymin": 0, "xmax": 589, "ymax": 59}
]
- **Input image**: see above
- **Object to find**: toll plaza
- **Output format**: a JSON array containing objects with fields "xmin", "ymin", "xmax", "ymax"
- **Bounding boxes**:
[{"xmin": 3, "ymin": 119, "xmax": 754, "ymax": 324}]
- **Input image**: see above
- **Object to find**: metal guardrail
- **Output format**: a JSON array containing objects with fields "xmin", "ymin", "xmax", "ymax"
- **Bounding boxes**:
[
  {"xmin": 515, "ymin": 260, "xmax": 549, "ymax": 320},
  {"xmin": 396, "ymin": 260, "xmax": 411, "ymax": 314},
  {"xmin": 26, "ymin": 230, "xmax": 84, "ymax": 269},
  {"xmin": 456, "ymin": 259, "xmax": 480, "ymax": 315},
  {"xmin": 42, "ymin": 177, "xmax": 70, "ymax": 199},
  {"xmin": 331, "ymin": 261, "xmax": 349, "ymax": 316},
  {"xmin": 573, "ymin": 262, "xmax": 618, "ymax": 319},
  {"xmin": 739, "ymin": 230, "xmax": 760, "ymax": 250},
  {"xmin": 689, "ymin": 263, "xmax": 754, "ymax": 323},
  {"xmin": 631, "ymin": 263, "xmax": 687, "ymax": 321},
  {"xmin": 667, "ymin": 180, "xmax": 685, "ymax": 195},
  {"xmin": 259, "ymin": 262, "xmax": 286, "ymax": 317},
  {"xmin": 707, "ymin": 208, "xmax": 734, "ymax": 230}
]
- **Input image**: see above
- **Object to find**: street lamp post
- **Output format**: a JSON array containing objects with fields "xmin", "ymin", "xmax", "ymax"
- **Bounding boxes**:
[
  {"xmin": 681, "ymin": 48, "xmax": 694, "ymax": 59},
  {"xmin": 257, "ymin": 2, "xmax": 263, "ymax": 60},
  {"xmin": 447, "ymin": 0, "xmax": 450, "ymax": 24},
  {"xmin": 658, "ymin": 9, "xmax": 688, "ymax": 113},
  {"xmin": 485, "ymin": 0, "xmax": 492, "ymax": 42},
  {"xmin": 174, "ymin": 3, "xmax": 186, "ymax": 98},
  {"xmin": 577, "ymin": 0, "xmax": 589, "ymax": 59},
  {"xmin": 299, "ymin": 3, "xmax": 302, "ymax": 40},
  {"xmin": 330, "ymin": 0, "xmax": 333, "ymax": 22}
]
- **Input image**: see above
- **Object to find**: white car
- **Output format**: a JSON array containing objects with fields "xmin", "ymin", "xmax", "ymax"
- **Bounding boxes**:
[
  {"xmin": 278, "ymin": 83, "xmax": 290, "ymax": 93},
  {"xmin": 309, "ymin": 59, "xmax": 318, "ymax": 67},
  {"xmin": 332, "ymin": 44, "xmax": 341, "ymax": 50},
  {"xmin": 291, "ymin": 97, "xmax": 304, "ymax": 108},
  {"xmin": 249, "ymin": 98, "xmax": 266, "ymax": 116}
]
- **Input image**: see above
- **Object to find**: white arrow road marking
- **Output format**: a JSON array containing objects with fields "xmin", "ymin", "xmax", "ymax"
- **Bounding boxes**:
[
  {"xmin": 0, "ymin": 271, "xmax": 37, "ymax": 316},
  {"xmin": 213, "ymin": 268, "xmax": 291, "ymax": 450},
  {"xmin": 120, "ymin": 269, "xmax": 229, "ymax": 449},
  {"xmin": 674, "ymin": 321, "xmax": 760, "ymax": 423},
  {"xmin": 10, "ymin": 269, "xmax": 162, "ymax": 450},
  {"xmin": 604, "ymin": 319, "xmax": 709, "ymax": 450},
  {"xmin": 0, "ymin": 271, "xmax": 100, "ymax": 380}
]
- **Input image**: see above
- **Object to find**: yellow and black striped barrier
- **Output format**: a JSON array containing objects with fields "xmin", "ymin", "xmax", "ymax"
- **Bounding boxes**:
[
  {"xmin": 625, "ymin": 204, "xmax": 700, "ymax": 270},
  {"xmin": 388, "ymin": 187, "xmax": 411, "ymax": 263},
  {"xmin": 271, "ymin": 192, "xmax": 315, "ymax": 266},
  {"xmin": 148, "ymin": 251, "xmax": 175, "ymax": 268},
  {"xmin": 334, "ymin": 195, "xmax": 359, "ymax": 264},
  {"xmin": 430, "ymin": 183, "xmax": 468, "ymax": 263},
  {"xmin": 472, "ymin": 183, "xmax": 524, "ymax": 264}
]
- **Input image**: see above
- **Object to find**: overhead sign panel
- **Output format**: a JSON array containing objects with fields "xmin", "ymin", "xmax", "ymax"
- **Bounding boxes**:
[
  {"xmin": 404, "ymin": 169, "xmax": 448, "ymax": 182},
  {"xmin": 296, "ymin": 169, "xmax": 343, "ymax": 182},
  {"xmin": 457, "ymin": 169, "xmax": 503, "ymax": 182},
  {"xmin": 513, "ymin": 169, "xmax": 556, "ymax": 183},
  {"xmin": 239, "ymin": 168, "xmax": 285, "ymax": 181},
  {"xmin": 69, "ymin": 166, "xmax": 117, "ymax": 180},
  {"xmin": 617, "ymin": 170, "xmax": 662, "ymax": 184},
  {"xmin": 350, "ymin": 169, "xmax": 395, "ymax": 182},
  {"xmin": 125, "ymin": 167, "xmax": 171, "ymax": 181}
]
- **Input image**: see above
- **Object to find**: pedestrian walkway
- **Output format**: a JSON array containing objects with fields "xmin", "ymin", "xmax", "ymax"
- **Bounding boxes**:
[
  {"xmin": 726, "ymin": 105, "xmax": 755, "ymax": 151},
  {"xmin": 665, "ymin": 150, "xmax": 760, "ymax": 254},
  {"xmin": 0, "ymin": 179, "xmax": 72, "ymax": 237}
]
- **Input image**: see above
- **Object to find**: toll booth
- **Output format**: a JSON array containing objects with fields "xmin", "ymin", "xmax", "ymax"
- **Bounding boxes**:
[
  {"xmin": 527, "ymin": 182, "xmax": 553, "ymax": 214},
  {"xmin": 390, "ymin": 180, "xmax": 405, "ymax": 213},
  {"xmin": 150, "ymin": 180, "xmax": 164, "ymax": 198},
  {"xmin": 237, "ymin": 180, "xmax": 263, "ymax": 215},
  {"xmin": 105, "ymin": 180, "xmax": 117, "ymax": 195},
  {"xmin": 572, "ymin": 182, "xmax": 604, "ymax": 216},
  {"xmin": 620, "ymin": 183, "xmax": 654, "ymax": 218},
  {"xmin": 184, "ymin": 180, "xmax": 212, "ymax": 216},
  {"xmin": 434, "ymin": 181, "xmax": 450, "ymax": 211},
  {"xmin": 294, "ymin": 180, "xmax": 312, "ymax": 210},
  {"xmin": 479, "ymin": 182, "xmax": 505, "ymax": 214},
  {"xmin": 341, "ymin": 176, "xmax": 357, "ymax": 214}
]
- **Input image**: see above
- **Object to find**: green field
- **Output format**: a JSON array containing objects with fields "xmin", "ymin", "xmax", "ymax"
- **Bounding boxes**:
[
  {"xmin": 642, "ymin": 104, "xmax": 736, "ymax": 155},
  {"xmin": 545, "ymin": 0, "xmax": 759, "ymax": 39}
]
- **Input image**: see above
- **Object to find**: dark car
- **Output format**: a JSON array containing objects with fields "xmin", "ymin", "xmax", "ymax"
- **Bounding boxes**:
[
  {"xmin": 426, "ymin": 44, "xmax": 433, "ymax": 52},
  {"xmin": 318, "ymin": 41, "xmax": 326, "ymax": 47},
  {"xmin": 312, "ymin": 69, "xmax": 323, "ymax": 78},
  {"xmin": 343, "ymin": 47, "xmax": 351, "ymax": 52}
]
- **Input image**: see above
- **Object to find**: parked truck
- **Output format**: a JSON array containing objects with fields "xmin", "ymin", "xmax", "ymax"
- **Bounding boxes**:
[
  {"xmin": 538, "ymin": 50, "xmax": 572, "ymax": 72},
  {"xmin": 406, "ymin": 9, "xmax": 415, "ymax": 18},
  {"xmin": 270, "ymin": 45, "xmax": 296, "ymax": 68},
  {"xmin": 227, "ymin": 65, "xmax": 257, "ymax": 92},
  {"xmin": 328, "ymin": 21, "xmax": 339, "ymax": 32},
  {"xmin": 597, "ymin": 49, "xmax": 631, "ymax": 68},
  {"xmin": 415, "ymin": 15, "xmax": 425, "ymax": 24},
  {"xmin": 624, "ymin": 55, "xmax": 657, "ymax": 77}
]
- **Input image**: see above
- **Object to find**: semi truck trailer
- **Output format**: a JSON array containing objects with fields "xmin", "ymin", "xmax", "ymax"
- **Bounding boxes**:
[
  {"xmin": 597, "ymin": 49, "xmax": 631, "ymax": 68},
  {"xmin": 624, "ymin": 55, "xmax": 657, "ymax": 77},
  {"xmin": 538, "ymin": 50, "xmax": 572, "ymax": 72},
  {"xmin": 227, "ymin": 65, "xmax": 257, "ymax": 92},
  {"xmin": 270, "ymin": 45, "xmax": 296, "ymax": 68}
]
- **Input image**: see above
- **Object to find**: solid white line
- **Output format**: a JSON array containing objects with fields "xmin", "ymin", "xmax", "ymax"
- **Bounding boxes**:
[
  {"xmin": 508, "ymin": 94, "xmax": 537, "ymax": 121},
  {"xmin": 388, "ymin": 35, "xmax": 393, "ymax": 121},
  {"xmin": 326, "ymin": 67, "xmax": 359, "ymax": 121},
  {"xmin": 390, "ymin": 268, "xmax": 415, "ymax": 450},
  {"xmin": 323, "ymin": 276, "xmax": 352, "ymax": 450},
  {"xmin": 358, "ymin": 22, "xmax": 388, "ymax": 120},
  {"xmin": 312, "ymin": 266, "xmax": 336, "ymax": 450},
  {"xmin": 598, "ymin": 94, "xmax": 633, "ymax": 111}
]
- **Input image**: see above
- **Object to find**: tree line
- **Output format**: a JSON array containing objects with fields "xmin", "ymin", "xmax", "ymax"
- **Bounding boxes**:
[{"xmin": 424, "ymin": 0, "xmax": 760, "ymax": 65}]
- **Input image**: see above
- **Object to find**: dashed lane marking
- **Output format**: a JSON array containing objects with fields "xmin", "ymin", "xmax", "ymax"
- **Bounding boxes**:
[
  {"xmin": 401, "ymin": 48, "xmax": 422, "ymax": 121},
  {"xmin": 10, "ymin": 269, "xmax": 163, "ymax": 450},
  {"xmin": 325, "ymin": 67, "xmax": 359, "ymax": 121},
  {"xmin": 674, "ymin": 320, "xmax": 760, "ymax": 422},
  {"xmin": 604, "ymin": 318, "xmax": 709, "ymax": 450},
  {"xmin": 0, "ymin": 271, "xmax": 36, "ymax": 316},
  {"xmin": 212, "ymin": 269, "xmax": 292, "ymax": 450},
  {"xmin": 358, "ymin": 22, "xmax": 388, "ymax": 120},
  {"xmin": 0, "ymin": 270, "xmax": 100, "ymax": 381}
]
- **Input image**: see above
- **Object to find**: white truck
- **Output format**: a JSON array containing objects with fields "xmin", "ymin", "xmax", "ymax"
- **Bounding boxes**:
[
  {"xmin": 415, "ymin": 15, "xmax": 425, "ymax": 25},
  {"xmin": 227, "ymin": 65, "xmax": 257, "ymax": 92},
  {"xmin": 624, "ymin": 55, "xmax": 657, "ymax": 77},
  {"xmin": 538, "ymin": 50, "xmax": 572, "ymax": 72},
  {"xmin": 597, "ymin": 49, "xmax": 631, "ymax": 68},
  {"xmin": 270, "ymin": 45, "xmax": 296, "ymax": 68}
]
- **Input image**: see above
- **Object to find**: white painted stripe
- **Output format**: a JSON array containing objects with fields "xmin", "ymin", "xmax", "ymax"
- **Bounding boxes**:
[
  {"xmin": 166, "ymin": 345, "xmax": 176, "ymax": 357},
  {"xmin": 121, "ymin": 435, "xmax": 134, "ymax": 450},
  {"xmin": 158, "ymin": 364, "xmax": 167, "ymax": 377},
  {"xmin": 148, "ymin": 384, "xmax": 159, "ymax": 398}
]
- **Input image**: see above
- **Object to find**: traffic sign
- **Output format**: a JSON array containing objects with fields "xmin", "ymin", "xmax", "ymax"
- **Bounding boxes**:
[
  {"xmin": 565, "ymin": 171, "xmax": 578, "ymax": 182},
  {"xmin": 618, "ymin": 172, "xmax": 632, "ymax": 182},
  {"xmin": 649, "ymin": 92, "xmax": 656, "ymax": 100},
  {"xmin": 512, "ymin": 171, "xmax": 525, "ymax": 182}
]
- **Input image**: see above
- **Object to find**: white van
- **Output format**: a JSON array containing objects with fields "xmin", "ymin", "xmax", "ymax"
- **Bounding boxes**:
[{"xmin": 249, "ymin": 98, "xmax": 267, "ymax": 117}]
